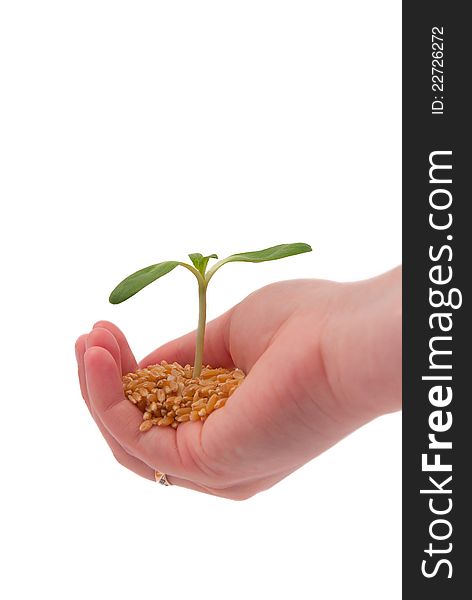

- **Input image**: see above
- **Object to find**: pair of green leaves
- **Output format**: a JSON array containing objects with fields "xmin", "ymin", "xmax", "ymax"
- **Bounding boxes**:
[
  {"xmin": 188, "ymin": 253, "xmax": 218, "ymax": 276},
  {"xmin": 109, "ymin": 242, "xmax": 312, "ymax": 304}
]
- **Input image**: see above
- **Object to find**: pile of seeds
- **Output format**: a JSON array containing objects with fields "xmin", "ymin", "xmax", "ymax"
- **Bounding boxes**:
[{"xmin": 123, "ymin": 360, "xmax": 245, "ymax": 431}]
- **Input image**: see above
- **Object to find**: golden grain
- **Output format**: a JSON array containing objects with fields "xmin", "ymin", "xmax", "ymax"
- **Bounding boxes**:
[
  {"xmin": 122, "ymin": 362, "xmax": 245, "ymax": 432},
  {"xmin": 139, "ymin": 420, "xmax": 153, "ymax": 432}
]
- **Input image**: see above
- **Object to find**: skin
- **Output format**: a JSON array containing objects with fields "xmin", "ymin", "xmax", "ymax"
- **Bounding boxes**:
[{"xmin": 75, "ymin": 266, "xmax": 401, "ymax": 500}]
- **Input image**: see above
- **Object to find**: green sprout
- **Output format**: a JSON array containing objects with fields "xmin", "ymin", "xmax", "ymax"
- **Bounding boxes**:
[{"xmin": 109, "ymin": 243, "xmax": 312, "ymax": 378}]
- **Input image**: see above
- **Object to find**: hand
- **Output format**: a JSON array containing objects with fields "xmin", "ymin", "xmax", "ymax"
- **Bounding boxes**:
[{"xmin": 75, "ymin": 267, "xmax": 401, "ymax": 499}]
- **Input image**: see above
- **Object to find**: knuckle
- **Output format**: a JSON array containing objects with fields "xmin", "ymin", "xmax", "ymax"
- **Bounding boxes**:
[
  {"xmin": 223, "ymin": 488, "xmax": 255, "ymax": 501},
  {"xmin": 111, "ymin": 449, "xmax": 126, "ymax": 468}
]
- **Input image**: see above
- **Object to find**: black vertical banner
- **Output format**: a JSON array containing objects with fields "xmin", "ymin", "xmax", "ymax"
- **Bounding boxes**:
[{"xmin": 403, "ymin": 1, "xmax": 470, "ymax": 597}]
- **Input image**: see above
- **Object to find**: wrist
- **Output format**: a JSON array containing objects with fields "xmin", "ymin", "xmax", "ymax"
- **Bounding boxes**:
[{"xmin": 320, "ymin": 267, "xmax": 402, "ymax": 422}]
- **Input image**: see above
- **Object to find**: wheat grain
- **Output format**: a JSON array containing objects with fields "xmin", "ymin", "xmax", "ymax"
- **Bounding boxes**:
[{"xmin": 123, "ymin": 361, "xmax": 245, "ymax": 431}]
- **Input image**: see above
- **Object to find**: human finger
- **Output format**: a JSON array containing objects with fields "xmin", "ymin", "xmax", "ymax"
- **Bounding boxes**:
[
  {"xmin": 76, "ymin": 333, "xmax": 155, "ymax": 480},
  {"xmin": 93, "ymin": 320, "xmax": 138, "ymax": 374},
  {"xmin": 84, "ymin": 346, "xmax": 184, "ymax": 475}
]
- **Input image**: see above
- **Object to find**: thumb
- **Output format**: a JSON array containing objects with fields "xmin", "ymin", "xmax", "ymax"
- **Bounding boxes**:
[{"xmin": 138, "ymin": 307, "xmax": 235, "ymax": 369}]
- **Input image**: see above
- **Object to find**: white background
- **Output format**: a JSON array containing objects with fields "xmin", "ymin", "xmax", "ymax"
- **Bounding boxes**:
[{"xmin": 0, "ymin": 1, "xmax": 401, "ymax": 599}]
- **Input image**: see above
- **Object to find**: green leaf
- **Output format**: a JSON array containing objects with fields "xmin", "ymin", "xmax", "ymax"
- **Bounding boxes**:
[
  {"xmin": 224, "ymin": 243, "xmax": 312, "ymax": 264},
  {"xmin": 109, "ymin": 261, "xmax": 180, "ymax": 304},
  {"xmin": 188, "ymin": 253, "xmax": 218, "ymax": 276}
]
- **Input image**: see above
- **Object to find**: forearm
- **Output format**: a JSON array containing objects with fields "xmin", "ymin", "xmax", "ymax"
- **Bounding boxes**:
[{"xmin": 321, "ymin": 266, "xmax": 402, "ymax": 420}]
